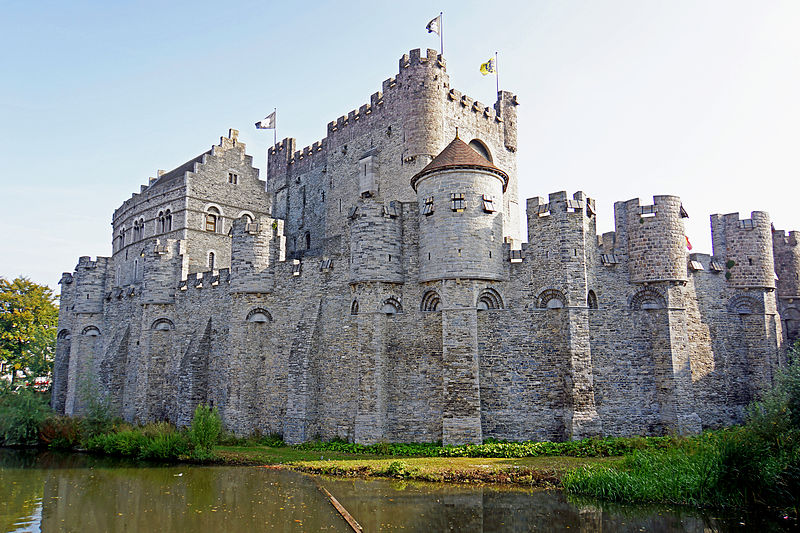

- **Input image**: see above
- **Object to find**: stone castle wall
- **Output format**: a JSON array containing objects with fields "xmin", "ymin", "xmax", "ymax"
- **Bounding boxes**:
[{"xmin": 53, "ymin": 49, "xmax": 797, "ymax": 445}]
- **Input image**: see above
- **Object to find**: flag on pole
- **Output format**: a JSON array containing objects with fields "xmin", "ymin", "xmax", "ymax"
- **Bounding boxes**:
[
  {"xmin": 426, "ymin": 14, "xmax": 441, "ymax": 35},
  {"xmin": 255, "ymin": 111, "xmax": 276, "ymax": 129},
  {"xmin": 686, "ymin": 235, "xmax": 693, "ymax": 251},
  {"xmin": 480, "ymin": 58, "xmax": 496, "ymax": 76}
]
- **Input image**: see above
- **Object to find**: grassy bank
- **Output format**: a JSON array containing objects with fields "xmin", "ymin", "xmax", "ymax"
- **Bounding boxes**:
[{"xmin": 563, "ymin": 347, "xmax": 800, "ymax": 515}]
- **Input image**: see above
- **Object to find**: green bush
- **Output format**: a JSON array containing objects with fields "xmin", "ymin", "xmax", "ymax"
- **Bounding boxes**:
[
  {"xmin": 188, "ymin": 404, "xmax": 222, "ymax": 460},
  {"xmin": 0, "ymin": 388, "xmax": 51, "ymax": 446},
  {"xmin": 39, "ymin": 415, "xmax": 81, "ymax": 449}
]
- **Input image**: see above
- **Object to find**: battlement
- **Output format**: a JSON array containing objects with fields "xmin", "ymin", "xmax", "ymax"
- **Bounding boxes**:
[
  {"xmin": 773, "ymin": 229, "xmax": 800, "ymax": 247},
  {"xmin": 773, "ymin": 227, "xmax": 800, "ymax": 298},
  {"xmin": 711, "ymin": 211, "xmax": 774, "ymax": 289}
]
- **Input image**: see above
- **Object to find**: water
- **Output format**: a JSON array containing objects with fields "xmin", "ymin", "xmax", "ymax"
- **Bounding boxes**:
[{"xmin": 0, "ymin": 449, "xmax": 792, "ymax": 532}]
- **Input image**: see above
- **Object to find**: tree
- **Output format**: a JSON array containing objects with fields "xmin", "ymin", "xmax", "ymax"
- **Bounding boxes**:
[{"xmin": 0, "ymin": 277, "xmax": 58, "ymax": 385}]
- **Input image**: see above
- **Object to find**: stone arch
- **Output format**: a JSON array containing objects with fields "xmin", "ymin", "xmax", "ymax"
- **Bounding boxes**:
[
  {"xmin": 351, "ymin": 300, "xmax": 359, "ymax": 315},
  {"xmin": 469, "ymin": 139, "xmax": 493, "ymax": 162},
  {"xmin": 727, "ymin": 295, "xmax": 763, "ymax": 315},
  {"xmin": 538, "ymin": 289, "xmax": 566, "ymax": 309},
  {"xmin": 381, "ymin": 297, "xmax": 402, "ymax": 315},
  {"xmin": 421, "ymin": 290, "xmax": 441, "ymax": 312},
  {"xmin": 151, "ymin": 318, "xmax": 175, "ymax": 331},
  {"xmin": 81, "ymin": 325, "xmax": 101, "ymax": 336},
  {"xmin": 587, "ymin": 290, "xmax": 598, "ymax": 309},
  {"xmin": 629, "ymin": 287, "xmax": 666, "ymax": 310},
  {"xmin": 57, "ymin": 329, "xmax": 71, "ymax": 340},
  {"xmin": 238, "ymin": 210, "xmax": 255, "ymax": 224},
  {"xmin": 477, "ymin": 287, "xmax": 504, "ymax": 310},
  {"xmin": 782, "ymin": 306, "xmax": 800, "ymax": 342},
  {"xmin": 246, "ymin": 308, "xmax": 273, "ymax": 323}
]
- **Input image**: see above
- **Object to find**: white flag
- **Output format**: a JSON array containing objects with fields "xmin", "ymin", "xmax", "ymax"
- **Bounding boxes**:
[
  {"xmin": 255, "ymin": 111, "xmax": 276, "ymax": 129},
  {"xmin": 426, "ymin": 14, "xmax": 441, "ymax": 36}
]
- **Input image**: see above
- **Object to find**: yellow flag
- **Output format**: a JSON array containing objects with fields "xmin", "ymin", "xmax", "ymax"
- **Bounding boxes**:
[{"xmin": 480, "ymin": 58, "xmax": 495, "ymax": 76}]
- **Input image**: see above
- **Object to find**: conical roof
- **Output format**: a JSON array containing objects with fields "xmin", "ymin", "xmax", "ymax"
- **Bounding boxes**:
[{"xmin": 410, "ymin": 136, "xmax": 509, "ymax": 191}]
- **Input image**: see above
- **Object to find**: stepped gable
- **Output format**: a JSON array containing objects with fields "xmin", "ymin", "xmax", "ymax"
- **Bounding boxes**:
[
  {"xmin": 410, "ymin": 136, "xmax": 509, "ymax": 191},
  {"xmin": 151, "ymin": 150, "xmax": 211, "ymax": 189}
]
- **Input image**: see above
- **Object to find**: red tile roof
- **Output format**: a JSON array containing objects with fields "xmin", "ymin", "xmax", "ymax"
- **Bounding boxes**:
[{"xmin": 410, "ymin": 136, "xmax": 509, "ymax": 191}]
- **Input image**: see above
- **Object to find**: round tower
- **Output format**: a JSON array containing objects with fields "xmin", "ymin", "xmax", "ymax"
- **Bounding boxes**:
[
  {"xmin": 349, "ymin": 197, "xmax": 404, "ymax": 284},
  {"xmin": 412, "ymin": 136, "xmax": 507, "ymax": 282},
  {"xmin": 622, "ymin": 195, "xmax": 688, "ymax": 284},
  {"xmin": 711, "ymin": 211, "xmax": 775, "ymax": 289},
  {"xmin": 398, "ymin": 48, "xmax": 448, "ymax": 174}
]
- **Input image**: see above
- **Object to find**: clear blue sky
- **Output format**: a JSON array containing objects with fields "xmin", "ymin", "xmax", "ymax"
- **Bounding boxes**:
[{"xmin": 1, "ymin": 0, "xmax": 798, "ymax": 290}]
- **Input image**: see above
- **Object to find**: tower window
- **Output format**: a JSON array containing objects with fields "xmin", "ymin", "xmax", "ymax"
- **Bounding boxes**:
[
  {"xmin": 482, "ymin": 194, "xmax": 496, "ymax": 213},
  {"xmin": 422, "ymin": 196, "xmax": 434, "ymax": 216},
  {"xmin": 450, "ymin": 193, "xmax": 465, "ymax": 212},
  {"xmin": 165, "ymin": 209, "xmax": 172, "ymax": 231},
  {"xmin": 305, "ymin": 231, "xmax": 311, "ymax": 250},
  {"xmin": 206, "ymin": 207, "xmax": 220, "ymax": 232},
  {"xmin": 208, "ymin": 252, "xmax": 215, "ymax": 270},
  {"xmin": 228, "ymin": 173, "xmax": 238, "ymax": 184}
]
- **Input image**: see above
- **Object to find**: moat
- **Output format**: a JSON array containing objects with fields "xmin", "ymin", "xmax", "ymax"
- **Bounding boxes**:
[{"xmin": 1, "ymin": 449, "xmax": 792, "ymax": 532}]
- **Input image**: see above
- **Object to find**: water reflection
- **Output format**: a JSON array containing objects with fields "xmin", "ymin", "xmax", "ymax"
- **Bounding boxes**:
[{"xmin": 0, "ymin": 449, "xmax": 794, "ymax": 532}]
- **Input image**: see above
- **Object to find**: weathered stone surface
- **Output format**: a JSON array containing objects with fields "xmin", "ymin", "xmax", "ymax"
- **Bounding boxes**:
[{"xmin": 53, "ymin": 49, "xmax": 796, "ymax": 445}]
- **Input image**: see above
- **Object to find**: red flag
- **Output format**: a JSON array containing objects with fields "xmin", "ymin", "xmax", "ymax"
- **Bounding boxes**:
[{"xmin": 686, "ymin": 236, "xmax": 693, "ymax": 251}]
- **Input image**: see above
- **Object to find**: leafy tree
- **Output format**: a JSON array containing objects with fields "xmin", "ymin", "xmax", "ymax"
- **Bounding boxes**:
[{"xmin": 0, "ymin": 277, "xmax": 58, "ymax": 385}]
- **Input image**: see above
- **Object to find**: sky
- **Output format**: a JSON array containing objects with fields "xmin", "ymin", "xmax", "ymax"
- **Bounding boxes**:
[{"xmin": 1, "ymin": 0, "xmax": 798, "ymax": 291}]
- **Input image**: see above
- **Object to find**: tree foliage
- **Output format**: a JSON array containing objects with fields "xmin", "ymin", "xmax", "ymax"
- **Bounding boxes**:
[{"xmin": 0, "ymin": 277, "xmax": 58, "ymax": 385}]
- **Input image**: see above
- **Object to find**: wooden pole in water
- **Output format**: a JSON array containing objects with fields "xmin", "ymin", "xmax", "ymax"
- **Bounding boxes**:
[{"xmin": 317, "ymin": 482, "xmax": 363, "ymax": 532}]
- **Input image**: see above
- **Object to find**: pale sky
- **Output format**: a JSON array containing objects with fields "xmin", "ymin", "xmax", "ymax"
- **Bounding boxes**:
[{"xmin": 1, "ymin": 0, "xmax": 798, "ymax": 290}]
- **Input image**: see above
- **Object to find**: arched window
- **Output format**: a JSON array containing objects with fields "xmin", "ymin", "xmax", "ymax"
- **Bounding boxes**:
[
  {"xmin": 630, "ymin": 288, "xmax": 666, "ymax": 310},
  {"xmin": 381, "ymin": 297, "xmax": 402, "ymax": 315},
  {"xmin": 351, "ymin": 300, "xmax": 359, "ymax": 315},
  {"xmin": 206, "ymin": 207, "xmax": 220, "ymax": 232},
  {"xmin": 58, "ymin": 329, "xmax": 71, "ymax": 340},
  {"xmin": 587, "ymin": 290, "xmax": 598, "ymax": 310},
  {"xmin": 477, "ymin": 288, "xmax": 504, "ymax": 310},
  {"xmin": 241, "ymin": 214, "xmax": 253, "ymax": 225},
  {"xmin": 538, "ymin": 289, "xmax": 566, "ymax": 309},
  {"xmin": 151, "ymin": 318, "xmax": 175, "ymax": 331},
  {"xmin": 165, "ymin": 209, "xmax": 172, "ymax": 232},
  {"xmin": 469, "ymin": 139, "xmax": 492, "ymax": 162},
  {"xmin": 208, "ymin": 252, "xmax": 215, "ymax": 270},
  {"xmin": 246, "ymin": 308, "xmax": 272, "ymax": 323},
  {"xmin": 157, "ymin": 211, "xmax": 164, "ymax": 233},
  {"xmin": 120, "ymin": 228, "xmax": 126, "ymax": 247},
  {"xmin": 305, "ymin": 231, "xmax": 311, "ymax": 250},
  {"xmin": 81, "ymin": 326, "xmax": 100, "ymax": 337},
  {"xmin": 421, "ymin": 290, "xmax": 441, "ymax": 312}
]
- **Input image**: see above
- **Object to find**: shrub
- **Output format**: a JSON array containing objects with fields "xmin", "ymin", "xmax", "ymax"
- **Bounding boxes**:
[
  {"xmin": 0, "ymin": 388, "xmax": 51, "ymax": 446},
  {"xmin": 39, "ymin": 415, "xmax": 81, "ymax": 449},
  {"xmin": 188, "ymin": 404, "xmax": 222, "ymax": 460}
]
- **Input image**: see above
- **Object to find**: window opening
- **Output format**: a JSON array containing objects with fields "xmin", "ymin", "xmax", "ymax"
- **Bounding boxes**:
[
  {"xmin": 450, "ymin": 193, "xmax": 466, "ymax": 212},
  {"xmin": 422, "ymin": 196, "xmax": 434, "ymax": 216},
  {"xmin": 208, "ymin": 252, "xmax": 215, "ymax": 270},
  {"xmin": 482, "ymin": 194, "xmax": 496, "ymax": 213}
]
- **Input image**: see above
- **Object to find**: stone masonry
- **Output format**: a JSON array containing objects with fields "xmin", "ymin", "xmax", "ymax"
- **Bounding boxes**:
[{"xmin": 53, "ymin": 49, "xmax": 798, "ymax": 445}]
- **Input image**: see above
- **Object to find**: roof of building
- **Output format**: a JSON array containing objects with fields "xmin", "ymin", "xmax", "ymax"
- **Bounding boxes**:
[
  {"xmin": 150, "ymin": 150, "xmax": 211, "ymax": 189},
  {"xmin": 410, "ymin": 136, "xmax": 509, "ymax": 191}
]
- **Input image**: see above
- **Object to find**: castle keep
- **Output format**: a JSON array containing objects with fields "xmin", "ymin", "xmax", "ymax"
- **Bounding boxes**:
[{"xmin": 53, "ymin": 49, "xmax": 799, "ymax": 445}]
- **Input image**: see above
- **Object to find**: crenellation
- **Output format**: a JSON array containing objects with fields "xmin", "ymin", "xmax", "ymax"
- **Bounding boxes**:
[{"xmin": 55, "ymin": 47, "xmax": 794, "ymax": 443}]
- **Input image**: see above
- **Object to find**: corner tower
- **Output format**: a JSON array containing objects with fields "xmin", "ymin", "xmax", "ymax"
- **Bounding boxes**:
[{"xmin": 410, "ymin": 136, "xmax": 508, "ymax": 445}]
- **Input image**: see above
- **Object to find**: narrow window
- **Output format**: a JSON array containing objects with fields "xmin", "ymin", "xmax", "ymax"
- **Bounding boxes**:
[
  {"xmin": 228, "ymin": 172, "xmax": 238, "ymax": 184},
  {"xmin": 206, "ymin": 207, "xmax": 220, "ymax": 232},
  {"xmin": 165, "ymin": 210, "xmax": 172, "ymax": 231},
  {"xmin": 422, "ymin": 196, "xmax": 434, "ymax": 216},
  {"xmin": 158, "ymin": 211, "xmax": 164, "ymax": 233},
  {"xmin": 305, "ymin": 231, "xmax": 311, "ymax": 250},
  {"xmin": 208, "ymin": 252, "xmax": 215, "ymax": 270},
  {"xmin": 451, "ymin": 193, "xmax": 465, "ymax": 212}
]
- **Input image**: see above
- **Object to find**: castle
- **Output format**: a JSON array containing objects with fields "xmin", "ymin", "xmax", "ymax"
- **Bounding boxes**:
[{"xmin": 53, "ymin": 48, "xmax": 800, "ymax": 445}]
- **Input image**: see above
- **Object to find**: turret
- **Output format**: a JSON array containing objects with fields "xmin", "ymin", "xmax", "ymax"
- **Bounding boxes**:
[
  {"xmin": 229, "ymin": 215, "xmax": 285, "ymax": 293},
  {"xmin": 348, "ymin": 197, "xmax": 404, "ymax": 283},
  {"xmin": 616, "ymin": 196, "xmax": 688, "ymax": 284},
  {"xmin": 526, "ymin": 191, "xmax": 596, "ymax": 305},
  {"xmin": 141, "ymin": 240, "xmax": 183, "ymax": 304},
  {"xmin": 398, "ymin": 48, "xmax": 449, "ymax": 174},
  {"xmin": 711, "ymin": 212, "xmax": 775, "ymax": 289},
  {"xmin": 773, "ymin": 229, "xmax": 800, "ymax": 298},
  {"xmin": 496, "ymin": 90, "xmax": 519, "ymax": 153},
  {"xmin": 412, "ymin": 136, "xmax": 507, "ymax": 282},
  {"xmin": 73, "ymin": 256, "xmax": 109, "ymax": 314}
]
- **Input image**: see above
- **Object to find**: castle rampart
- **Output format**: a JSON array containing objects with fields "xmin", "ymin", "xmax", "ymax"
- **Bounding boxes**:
[{"xmin": 53, "ymin": 47, "xmax": 795, "ymax": 446}]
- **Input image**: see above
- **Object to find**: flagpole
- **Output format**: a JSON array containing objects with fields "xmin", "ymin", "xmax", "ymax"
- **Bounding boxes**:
[
  {"xmin": 440, "ymin": 12, "xmax": 443, "ymax": 56},
  {"xmin": 273, "ymin": 107, "xmax": 277, "ymax": 145},
  {"xmin": 495, "ymin": 52, "xmax": 499, "ymax": 96}
]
